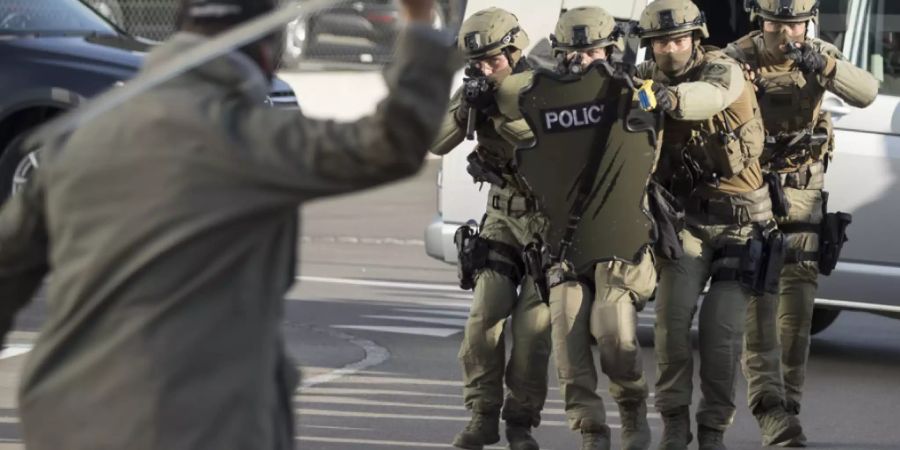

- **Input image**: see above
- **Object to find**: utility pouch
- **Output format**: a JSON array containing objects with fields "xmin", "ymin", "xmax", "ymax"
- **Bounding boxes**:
[
  {"xmin": 765, "ymin": 171, "xmax": 791, "ymax": 217},
  {"xmin": 454, "ymin": 224, "xmax": 488, "ymax": 290},
  {"xmin": 818, "ymin": 212, "xmax": 852, "ymax": 276}
]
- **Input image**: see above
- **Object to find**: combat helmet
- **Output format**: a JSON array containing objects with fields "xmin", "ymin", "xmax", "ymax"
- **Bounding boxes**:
[
  {"xmin": 745, "ymin": 0, "xmax": 820, "ymax": 23},
  {"xmin": 634, "ymin": 0, "xmax": 709, "ymax": 47},
  {"xmin": 551, "ymin": 7, "xmax": 624, "ymax": 56},
  {"xmin": 457, "ymin": 7, "xmax": 530, "ymax": 60}
]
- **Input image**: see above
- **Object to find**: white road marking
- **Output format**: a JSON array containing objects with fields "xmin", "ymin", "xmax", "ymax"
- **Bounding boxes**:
[
  {"xmin": 297, "ymin": 435, "xmax": 509, "ymax": 449},
  {"xmin": 395, "ymin": 308, "xmax": 471, "ymax": 318},
  {"xmin": 300, "ymin": 329, "xmax": 389, "ymax": 389},
  {"xmin": 302, "ymin": 425, "xmax": 373, "ymax": 432},
  {"xmin": 332, "ymin": 325, "xmax": 461, "ymax": 338},
  {"xmin": 296, "ymin": 408, "xmax": 574, "ymax": 427},
  {"xmin": 297, "ymin": 296, "xmax": 472, "ymax": 309},
  {"xmin": 298, "ymin": 395, "xmax": 470, "ymax": 411},
  {"xmin": 299, "ymin": 387, "xmax": 462, "ymax": 398},
  {"xmin": 328, "ymin": 375, "xmax": 463, "ymax": 387},
  {"xmin": 0, "ymin": 345, "xmax": 32, "ymax": 360},
  {"xmin": 297, "ymin": 276, "xmax": 462, "ymax": 292},
  {"xmin": 362, "ymin": 315, "xmax": 468, "ymax": 327}
]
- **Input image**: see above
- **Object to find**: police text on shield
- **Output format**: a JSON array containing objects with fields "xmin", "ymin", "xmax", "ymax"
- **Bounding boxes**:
[{"xmin": 541, "ymin": 102, "xmax": 605, "ymax": 134}]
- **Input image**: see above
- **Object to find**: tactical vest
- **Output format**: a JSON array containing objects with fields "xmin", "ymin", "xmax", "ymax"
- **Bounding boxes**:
[
  {"xmin": 730, "ymin": 32, "xmax": 833, "ymax": 168},
  {"xmin": 474, "ymin": 69, "xmax": 535, "ymax": 194},
  {"xmin": 658, "ymin": 47, "xmax": 765, "ymax": 195}
]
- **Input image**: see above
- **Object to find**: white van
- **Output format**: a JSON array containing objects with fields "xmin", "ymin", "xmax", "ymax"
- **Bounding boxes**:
[{"xmin": 425, "ymin": 0, "xmax": 900, "ymax": 333}]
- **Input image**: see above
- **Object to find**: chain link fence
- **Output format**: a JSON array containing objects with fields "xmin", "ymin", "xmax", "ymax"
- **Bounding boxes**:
[
  {"xmin": 83, "ymin": 0, "xmax": 293, "ymax": 41},
  {"xmin": 80, "ymin": 0, "xmax": 453, "ymax": 69}
]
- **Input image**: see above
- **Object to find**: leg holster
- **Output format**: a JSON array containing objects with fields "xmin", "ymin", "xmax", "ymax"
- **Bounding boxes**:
[
  {"xmin": 522, "ymin": 236, "xmax": 552, "ymax": 303},
  {"xmin": 454, "ymin": 224, "xmax": 524, "ymax": 290},
  {"xmin": 712, "ymin": 231, "xmax": 786, "ymax": 295},
  {"xmin": 818, "ymin": 211, "xmax": 852, "ymax": 276}
]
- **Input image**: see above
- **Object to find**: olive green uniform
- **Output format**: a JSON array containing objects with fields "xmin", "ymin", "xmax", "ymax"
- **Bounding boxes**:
[
  {"xmin": 431, "ymin": 72, "xmax": 551, "ymax": 427},
  {"xmin": 549, "ymin": 248, "xmax": 655, "ymax": 431},
  {"xmin": 542, "ymin": 8, "xmax": 654, "ymax": 442},
  {"xmin": 638, "ymin": 47, "xmax": 776, "ymax": 431},
  {"xmin": 0, "ymin": 27, "xmax": 457, "ymax": 450},
  {"xmin": 725, "ymin": 31, "xmax": 878, "ymax": 414}
]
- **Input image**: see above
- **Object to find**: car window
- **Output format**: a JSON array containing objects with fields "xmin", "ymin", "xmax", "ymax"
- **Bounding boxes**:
[
  {"xmin": 0, "ymin": 0, "xmax": 117, "ymax": 35},
  {"xmin": 820, "ymin": 0, "xmax": 900, "ymax": 97}
]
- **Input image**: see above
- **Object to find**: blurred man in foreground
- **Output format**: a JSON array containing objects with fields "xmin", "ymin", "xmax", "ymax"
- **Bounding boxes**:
[{"xmin": 0, "ymin": 0, "xmax": 458, "ymax": 448}]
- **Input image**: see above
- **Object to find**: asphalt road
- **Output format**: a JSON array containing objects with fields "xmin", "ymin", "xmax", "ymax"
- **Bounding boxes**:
[{"xmin": 1, "ymin": 160, "xmax": 898, "ymax": 450}]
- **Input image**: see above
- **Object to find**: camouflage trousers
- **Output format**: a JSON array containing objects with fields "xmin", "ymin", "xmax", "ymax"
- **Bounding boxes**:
[
  {"xmin": 744, "ymin": 187, "xmax": 823, "ymax": 413},
  {"xmin": 548, "ymin": 247, "xmax": 655, "ymax": 431},
  {"xmin": 458, "ymin": 196, "xmax": 551, "ymax": 427}
]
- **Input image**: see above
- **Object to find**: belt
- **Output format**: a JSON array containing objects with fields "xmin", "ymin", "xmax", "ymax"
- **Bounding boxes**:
[
  {"xmin": 491, "ymin": 193, "xmax": 539, "ymax": 214},
  {"xmin": 779, "ymin": 161, "xmax": 825, "ymax": 190},
  {"xmin": 785, "ymin": 249, "xmax": 819, "ymax": 264},
  {"xmin": 686, "ymin": 186, "xmax": 773, "ymax": 225}
]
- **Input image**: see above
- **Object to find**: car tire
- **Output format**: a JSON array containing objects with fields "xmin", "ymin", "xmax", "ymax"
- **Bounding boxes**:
[
  {"xmin": 0, "ymin": 133, "xmax": 38, "ymax": 204},
  {"xmin": 810, "ymin": 307, "xmax": 841, "ymax": 335}
]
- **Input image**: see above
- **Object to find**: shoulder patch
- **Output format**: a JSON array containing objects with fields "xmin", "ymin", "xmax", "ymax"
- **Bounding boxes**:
[
  {"xmin": 706, "ymin": 63, "xmax": 729, "ymax": 76},
  {"xmin": 701, "ymin": 62, "xmax": 733, "ymax": 89}
]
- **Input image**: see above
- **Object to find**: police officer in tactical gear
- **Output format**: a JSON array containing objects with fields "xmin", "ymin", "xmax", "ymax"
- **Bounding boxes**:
[
  {"xmin": 0, "ymin": 0, "xmax": 457, "ymax": 449},
  {"xmin": 543, "ymin": 7, "xmax": 654, "ymax": 450},
  {"xmin": 726, "ymin": 0, "xmax": 878, "ymax": 446},
  {"xmin": 430, "ymin": 8, "xmax": 549, "ymax": 450},
  {"xmin": 634, "ymin": 0, "xmax": 784, "ymax": 448}
]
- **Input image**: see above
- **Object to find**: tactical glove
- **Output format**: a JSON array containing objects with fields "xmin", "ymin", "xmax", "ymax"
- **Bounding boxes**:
[
  {"xmin": 652, "ymin": 83, "xmax": 677, "ymax": 113},
  {"xmin": 791, "ymin": 43, "xmax": 827, "ymax": 75}
]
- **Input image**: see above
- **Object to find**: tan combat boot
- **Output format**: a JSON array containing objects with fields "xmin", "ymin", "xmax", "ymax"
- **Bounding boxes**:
[
  {"xmin": 580, "ymin": 419, "xmax": 611, "ymax": 450},
  {"xmin": 505, "ymin": 420, "xmax": 539, "ymax": 450},
  {"xmin": 658, "ymin": 406, "xmax": 692, "ymax": 450},
  {"xmin": 754, "ymin": 396, "xmax": 806, "ymax": 447},
  {"xmin": 619, "ymin": 401, "xmax": 651, "ymax": 450},
  {"xmin": 697, "ymin": 425, "xmax": 726, "ymax": 450},
  {"xmin": 453, "ymin": 411, "xmax": 500, "ymax": 449}
]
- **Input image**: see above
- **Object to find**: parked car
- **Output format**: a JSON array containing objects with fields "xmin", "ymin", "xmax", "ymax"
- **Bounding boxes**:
[
  {"xmin": 426, "ymin": 0, "xmax": 900, "ymax": 334},
  {"xmin": 0, "ymin": 0, "xmax": 299, "ymax": 201}
]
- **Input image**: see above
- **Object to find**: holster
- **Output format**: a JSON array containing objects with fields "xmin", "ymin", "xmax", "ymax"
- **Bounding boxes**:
[
  {"xmin": 466, "ymin": 151, "xmax": 507, "ymax": 188},
  {"xmin": 522, "ymin": 237, "xmax": 552, "ymax": 304},
  {"xmin": 454, "ymin": 224, "xmax": 485, "ymax": 290},
  {"xmin": 648, "ymin": 181, "xmax": 685, "ymax": 260},
  {"xmin": 765, "ymin": 171, "xmax": 791, "ymax": 217},
  {"xmin": 713, "ymin": 230, "xmax": 786, "ymax": 295},
  {"xmin": 454, "ymin": 223, "xmax": 525, "ymax": 290},
  {"xmin": 819, "ymin": 212, "xmax": 852, "ymax": 276},
  {"xmin": 760, "ymin": 231, "xmax": 787, "ymax": 294}
]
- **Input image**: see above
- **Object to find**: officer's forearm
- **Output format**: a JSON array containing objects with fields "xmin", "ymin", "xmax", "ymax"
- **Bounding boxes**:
[
  {"xmin": 671, "ymin": 67, "xmax": 744, "ymax": 120},
  {"xmin": 429, "ymin": 111, "xmax": 465, "ymax": 155},
  {"xmin": 826, "ymin": 59, "xmax": 879, "ymax": 108},
  {"xmin": 494, "ymin": 117, "xmax": 533, "ymax": 148}
]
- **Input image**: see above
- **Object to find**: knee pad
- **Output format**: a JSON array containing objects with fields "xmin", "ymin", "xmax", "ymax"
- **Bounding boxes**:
[{"xmin": 591, "ymin": 297, "xmax": 641, "ymax": 380}]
